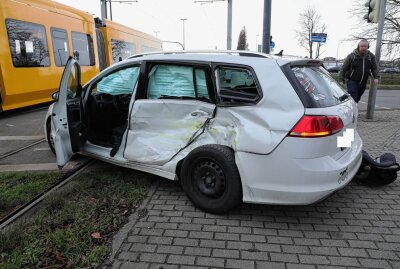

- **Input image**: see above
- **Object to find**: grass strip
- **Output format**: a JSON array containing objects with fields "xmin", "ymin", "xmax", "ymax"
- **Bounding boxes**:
[
  {"xmin": 0, "ymin": 164, "xmax": 152, "ymax": 268},
  {"xmin": 0, "ymin": 171, "xmax": 62, "ymax": 219}
]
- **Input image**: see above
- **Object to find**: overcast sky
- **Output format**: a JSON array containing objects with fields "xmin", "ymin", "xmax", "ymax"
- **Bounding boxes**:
[{"xmin": 54, "ymin": 0, "xmax": 373, "ymax": 59}]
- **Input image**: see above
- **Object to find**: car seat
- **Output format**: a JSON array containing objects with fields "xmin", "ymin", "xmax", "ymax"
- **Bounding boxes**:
[{"xmin": 355, "ymin": 150, "xmax": 399, "ymax": 186}]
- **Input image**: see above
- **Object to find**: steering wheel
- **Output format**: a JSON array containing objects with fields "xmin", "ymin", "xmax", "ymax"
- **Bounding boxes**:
[{"xmin": 112, "ymin": 94, "xmax": 132, "ymax": 115}]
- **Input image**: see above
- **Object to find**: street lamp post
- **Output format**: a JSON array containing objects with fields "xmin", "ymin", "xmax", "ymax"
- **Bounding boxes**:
[
  {"xmin": 162, "ymin": 41, "xmax": 184, "ymax": 50},
  {"xmin": 336, "ymin": 41, "xmax": 343, "ymax": 66},
  {"xmin": 181, "ymin": 18, "xmax": 187, "ymax": 50},
  {"xmin": 227, "ymin": 0, "xmax": 232, "ymax": 50}
]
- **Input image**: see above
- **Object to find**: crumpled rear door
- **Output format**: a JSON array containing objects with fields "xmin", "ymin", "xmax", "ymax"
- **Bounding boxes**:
[{"xmin": 124, "ymin": 99, "xmax": 215, "ymax": 165}]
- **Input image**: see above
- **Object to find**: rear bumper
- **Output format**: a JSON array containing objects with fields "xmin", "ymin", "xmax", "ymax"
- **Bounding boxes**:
[{"xmin": 236, "ymin": 133, "xmax": 363, "ymax": 205}]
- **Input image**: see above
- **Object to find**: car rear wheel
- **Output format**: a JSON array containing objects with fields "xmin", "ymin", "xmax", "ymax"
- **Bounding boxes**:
[
  {"xmin": 46, "ymin": 120, "xmax": 55, "ymax": 155},
  {"xmin": 180, "ymin": 145, "xmax": 242, "ymax": 214}
]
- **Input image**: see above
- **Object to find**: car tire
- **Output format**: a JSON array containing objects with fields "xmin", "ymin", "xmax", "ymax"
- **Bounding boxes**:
[
  {"xmin": 180, "ymin": 145, "xmax": 242, "ymax": 214},
  {"xmin": 46, "ymin": 120, "xmax": 56, "ymax": 155}
]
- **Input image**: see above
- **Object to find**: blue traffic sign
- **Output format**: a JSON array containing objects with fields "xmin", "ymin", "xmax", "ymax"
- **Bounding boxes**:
[
  {"xmin": 270, "ymin": 41, "xmax": 275, "ymax": 49},
  {"xmin": 311, "ymin": 33, "xmax": 327, "ymax": 43}
]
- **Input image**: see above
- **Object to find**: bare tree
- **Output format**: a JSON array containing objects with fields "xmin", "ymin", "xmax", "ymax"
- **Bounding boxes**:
[
  {"xmin": 295, "ymin": 6, "xmax": 327, "ymax": 59},
  {"xmin": 236, "ymin": 26, "xmax": 248, "ymax": 50},
  {"xmin": 350, "ymin": 0, "xmax": 400, "ymax": 58}
]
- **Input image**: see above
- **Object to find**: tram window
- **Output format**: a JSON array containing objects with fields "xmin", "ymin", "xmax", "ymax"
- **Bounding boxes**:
[
  {"xmin": 5, "ymin": 19, "xmax": 50, "ymax": 67},
  {"xmin": 141, "ymin": 46, "xmax": 159, "ymax": 53},
  {"xmin": 51, "ymin": 28, "xmax": 70, "ymax": 66},
  {"xmin": 111, "ymin": 39, "xmax": 136, "ymax": 63},
  {"xmin": 71, "ymin": 32, "xmax": 95, "ymax": 66}
]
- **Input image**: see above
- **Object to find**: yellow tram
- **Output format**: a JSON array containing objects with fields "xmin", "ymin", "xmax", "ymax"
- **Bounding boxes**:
[{"xmin": 0, "ymin": 0, "xmax": 162, "ymax": 112}]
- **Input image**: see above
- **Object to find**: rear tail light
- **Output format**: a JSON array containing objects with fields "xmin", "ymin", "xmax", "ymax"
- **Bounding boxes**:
[{"xmin": 289, "ymin": 115, "xmax": 344, "ymax": 138}]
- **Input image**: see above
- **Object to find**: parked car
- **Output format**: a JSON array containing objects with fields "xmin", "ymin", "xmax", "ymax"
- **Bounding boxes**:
[
  {"xmin": 45, "ymin": 52, "xmax": 363, "ymax": 213},
  {"xmin": 326, "ymin": 65, "xmax": 342, "ymax": 73},
  {"xmin": 382, "ymin": 67, "xmax": 400, "ymax": 73}
]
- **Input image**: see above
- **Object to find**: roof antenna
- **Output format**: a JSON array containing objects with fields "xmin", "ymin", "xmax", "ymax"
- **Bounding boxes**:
[{"xmin": 275, "ymin": 49, "xmax": 283, "ymax": 56}]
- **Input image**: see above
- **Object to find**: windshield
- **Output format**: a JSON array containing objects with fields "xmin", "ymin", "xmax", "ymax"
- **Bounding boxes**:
[{"xmin": 291, "ymin": 66, "xmax": 348, "ymax": 107}]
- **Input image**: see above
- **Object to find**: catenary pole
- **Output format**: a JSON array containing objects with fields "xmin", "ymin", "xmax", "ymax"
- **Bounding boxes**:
[
  {"xmin": 101, "ymin": 0, "xmax": 107, "ymax": 19},
  {"xmin": 194, "ymin": 1, "xmax": 232, "ymax": 50},
  {"xmin": 262, "ymin": 0, "xmax": 271, "ymax": 53},
  {"xmin": 109, "ymin": 0, "xmax": 113, "ymax": 20}
]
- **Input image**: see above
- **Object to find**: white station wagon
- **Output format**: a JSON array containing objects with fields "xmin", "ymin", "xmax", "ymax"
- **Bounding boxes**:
[{"xmin": 45, "ymin": 51, "xmax": 363, "ymax": 213}]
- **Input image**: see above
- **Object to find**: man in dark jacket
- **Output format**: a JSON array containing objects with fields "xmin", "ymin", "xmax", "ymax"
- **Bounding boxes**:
[{"xmin": 338, "ymin": 39, "xmax": 379, "ymax": 103}]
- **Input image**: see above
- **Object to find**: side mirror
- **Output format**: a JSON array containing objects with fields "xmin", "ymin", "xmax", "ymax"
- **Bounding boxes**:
[
  {"xmin": 73, "ymin": 50, "xmax": 80, "ymax": 60},
  {"xmin": 52, "ymin": 91, "xmax": 59, "ymax": 101}
]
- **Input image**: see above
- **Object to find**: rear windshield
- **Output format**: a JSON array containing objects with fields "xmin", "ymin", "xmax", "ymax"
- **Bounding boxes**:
[{"xmin": 291, "ymin": 66, "xmax": 348, "ymax": 107}]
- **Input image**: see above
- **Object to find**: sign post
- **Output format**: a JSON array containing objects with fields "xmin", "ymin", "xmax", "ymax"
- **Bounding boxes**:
[{"xmin": 366, "ymin": 0, "xmax": 387, "ymax": 119}]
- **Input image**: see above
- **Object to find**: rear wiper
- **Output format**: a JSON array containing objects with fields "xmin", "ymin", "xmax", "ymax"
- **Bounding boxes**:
[{"xmin": 338, "ymin": 93, "xmax": 350, "ymax": 102}]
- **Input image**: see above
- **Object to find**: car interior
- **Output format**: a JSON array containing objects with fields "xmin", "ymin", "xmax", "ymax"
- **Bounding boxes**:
[
  {"xmin": 83, "ymin": 67, "xmax": 139, "ymax": 154},
  {"xmin": 217, "ymin": 67, "xmax": 260, "ymax": 103}
]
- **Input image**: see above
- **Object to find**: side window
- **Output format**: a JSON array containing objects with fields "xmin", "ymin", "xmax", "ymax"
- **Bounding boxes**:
[
  {"xmin": 51, "ymin": 28, "xmax": 69, "ymax": 66},
  {"xmin": 67, "ymin": 63, "xmax": 80, "ymax": 99},
  {"xmin": 216, "ymin": 66, "xmax": 261, "ymax": 104},
  {"xmin": 196, "ymin": 69, "xmax": 209, "ymax": 98},
  {"xmin": 96, "ymin": 66, "xmax": 140, "ymax": 95},
  {"xmin": 147, "ymin": 64, "xmax": 210, "ymax": 101},
  {"xmin": 5, "ymin": 19, "xmax": 50, "ymax": 67},
  {"xmin": 291, "ymin": 66, "xmax": 346, "ymax": 107},
  {"xmin": 71, "ymin": 32, "xmax": 95, "ymax": 66},
  {"xmin": 96, "ymin": 29, "xmax": 107, "ymax": 71},
  {"xmin": 112, "ymin": 39, "xmax": 136, "ymax": 63}
]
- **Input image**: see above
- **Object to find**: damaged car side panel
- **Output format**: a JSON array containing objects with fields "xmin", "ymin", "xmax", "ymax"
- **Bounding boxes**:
[{"xmin": 119, "ymin": 60, "xmax": 305, "ymax": 176}]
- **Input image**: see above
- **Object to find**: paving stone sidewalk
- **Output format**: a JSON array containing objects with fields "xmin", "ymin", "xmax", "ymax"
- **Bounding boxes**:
[{"xmin": 105, "ymin": 109, "xmax": 400, "ymax": 269}]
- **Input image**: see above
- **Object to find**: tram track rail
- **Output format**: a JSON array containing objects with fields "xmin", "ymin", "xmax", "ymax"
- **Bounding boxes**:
[
  {"xmin": 0, "ymin": 104, "xmax": 50, "ymax": 161},
  {"xmin": 0, "ymin": 159, "xmax": 94, "ymax": 230},
  {"xmin": 0, "ymin": 138, "xmax": 46, "ymax": 160}
]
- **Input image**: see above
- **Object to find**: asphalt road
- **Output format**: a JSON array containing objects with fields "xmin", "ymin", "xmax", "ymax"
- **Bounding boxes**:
[
  {"xmin": 0, "ymin": 105, "xmax": 88, "ymax": 171},
  {"xmin": 0, "ymin": 107, "xmax": 48, "ymax": 157},
  {"xmin": 358, "ymin": 89, "xmax": 400, "ymax": 111}
]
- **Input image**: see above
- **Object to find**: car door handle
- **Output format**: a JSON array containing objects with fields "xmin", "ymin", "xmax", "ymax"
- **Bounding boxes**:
[{"xmin": 191, "ymin": 110, "xmax": 210, "ymax": 117}]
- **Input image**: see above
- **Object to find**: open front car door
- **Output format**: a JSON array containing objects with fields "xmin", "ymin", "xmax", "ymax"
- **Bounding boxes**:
[{"xmin": 51, "ymin": 57, "xmax": 85, "ymax": 168}]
